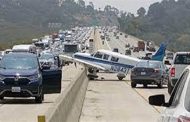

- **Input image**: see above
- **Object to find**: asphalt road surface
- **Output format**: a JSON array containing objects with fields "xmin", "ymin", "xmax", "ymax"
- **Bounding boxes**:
[
  {"xmin": 79, "ymin": 30, "xmax": 170, "ymax": 122},
  {"xmin": 0, "ymin": 64, "xmax": 82, "ymax": 122}
]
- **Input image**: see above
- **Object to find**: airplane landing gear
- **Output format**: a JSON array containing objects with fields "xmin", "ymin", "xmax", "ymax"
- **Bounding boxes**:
[
  {"xmin": 118, "ymin": 77, "xmax": 124, "ymax": 80},
  {"xmin": 117, "ymin": 73, "xmax": 126, "ymax": 81},
  {"xmin": 87, "ymin": 68, "xmax": 98, "ymax": 80}
]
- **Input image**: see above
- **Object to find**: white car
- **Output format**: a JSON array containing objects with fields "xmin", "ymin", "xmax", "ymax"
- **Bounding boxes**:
[
  {"xmin": 149, "ymin": 65, "xmax": 190, "ymax": 122},
  {"xmin": 39, "ymin": 53, "xmax": 58, "ymax": 69}
]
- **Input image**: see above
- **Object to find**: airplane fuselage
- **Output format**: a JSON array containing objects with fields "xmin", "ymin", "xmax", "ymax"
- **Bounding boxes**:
[{"xmin": 73, "ymin": 51, "xmax": 139, "ymax": 74}]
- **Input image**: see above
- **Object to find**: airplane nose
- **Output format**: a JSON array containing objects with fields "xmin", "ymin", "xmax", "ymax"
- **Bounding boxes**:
[
  {"xmin": 73, "ymin": 54, "xmax": 76, "ymax": 58},
  {"xmin": 73, "ymin": 53, "xmax": 79, "ymax": 58}
]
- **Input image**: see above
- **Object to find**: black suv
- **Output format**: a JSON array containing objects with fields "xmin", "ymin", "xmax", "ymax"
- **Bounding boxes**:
[{"xmin": 0, "ymin": 53, "xmax": 62, "ymax": 103}]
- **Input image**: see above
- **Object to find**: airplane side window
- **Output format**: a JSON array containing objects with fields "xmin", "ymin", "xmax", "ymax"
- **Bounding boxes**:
[
  {"xmin": 111, "ymin": 56, "xmax": 119, "ymax": 62},
  {"xmin": 103, "ymin": 54, "xmax": 109, "ymax": 60},
  {"xmin": 94, "ymin": 52, "xmax": 103, "ymax": 59}
]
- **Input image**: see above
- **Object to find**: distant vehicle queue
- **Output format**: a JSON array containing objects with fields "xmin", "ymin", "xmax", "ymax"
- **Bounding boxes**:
[
  {"xmin": 0, "ymin": 26, "xmax": 93, "ymax": 103},
  {"xmin": 0, "ymin": 26, "xmax": 190, "ymax": 121}
]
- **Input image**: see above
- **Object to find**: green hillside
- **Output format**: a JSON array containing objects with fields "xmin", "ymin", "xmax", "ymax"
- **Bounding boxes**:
[
  {"xmin": 0, "ymin": 0, "xmax": 118, "ymax": 49},
  {"xmin": 118, "ymin": 0, "xmax": 190, "ymax": 51}
]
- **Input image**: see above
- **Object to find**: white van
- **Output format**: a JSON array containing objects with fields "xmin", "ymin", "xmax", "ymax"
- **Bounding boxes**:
[{"xmin": 12, "ymin": 44, "xmax": 37, "ymax": 54}]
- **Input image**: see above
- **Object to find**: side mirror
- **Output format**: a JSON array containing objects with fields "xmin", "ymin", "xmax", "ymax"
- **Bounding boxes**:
[
  {"xmin": 149, "ymin": 94, "xmax": 167, "ymax": 107},
  {"xmin": 54, "ymin": 56, "xmax": 58, "ymax": 60}
]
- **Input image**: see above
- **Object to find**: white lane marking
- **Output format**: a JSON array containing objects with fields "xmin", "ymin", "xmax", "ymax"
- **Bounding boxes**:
[{"xmin": 105, "ymin": 38, "xmax": 111, "ymax": 50}]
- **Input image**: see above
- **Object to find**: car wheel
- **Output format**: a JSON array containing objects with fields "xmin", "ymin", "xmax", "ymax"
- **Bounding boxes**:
[
  {"xmin": 87, "ymin": 74, "xmax": 98, "ymax": 80},
  {"xmin": 88, "ymin": 68, "xmax": 94, "ymax": 73},
  {"xmin": 35, "ymin": 94, "xmax": 44, "ymax": 103},
  {"xmin": 0, "ymin": 96, "xmax": 4, "ymax": 100},
  {"xmin": 158, "ymin": 83, "xmax": 162, "ymax": 88},
  {"xmin": 158, "ymin": 79, "xmax": 163, "ymax": 88},
  {"xmin": 118, "ymin": 77, "xmax": 123, "ymax": 80},
  {"xmin": 168, "ymin": 81, "xmax": 173, "ymax": 94},
  {"xmin": 131, "ymin": 82, "xmax": 136, "ymax": 88},
  {"xmin": 42, "ymin": 93, "xmax": 44, "ymax": 101},
  {"xmin": 89, "ymin": 77, "xmax": 95, "ymax": 80},
  {"xmin": 143, "ymin": 84, "xmax": 147, "ymax": 88}
]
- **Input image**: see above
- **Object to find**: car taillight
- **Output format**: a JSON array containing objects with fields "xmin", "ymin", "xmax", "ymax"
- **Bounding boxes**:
[
  {"xmin": 178, "ymin": 115, "xmax": 190, "ymax": 122},
  {"xmin": 170, "ymin": 67, "xmax": 175, "ymax": 77}
]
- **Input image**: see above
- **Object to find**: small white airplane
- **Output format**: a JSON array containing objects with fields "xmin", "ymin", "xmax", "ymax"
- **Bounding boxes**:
[{"xmin": 59, "ymin": 43, "xmax": 166, "ymax": 80}]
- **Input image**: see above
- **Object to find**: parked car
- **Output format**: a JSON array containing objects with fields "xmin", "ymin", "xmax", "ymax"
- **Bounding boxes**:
[
  {"xmin": 164, "ymin": 52, "xmax": 174, "ymax": 66},
  {"xmin": 125, "ymin": 43, "xmax": 130, "ymax": 48},
  {"xmin": 113, "ymin": 48, "xmax": 119, "ymax": 53},
  {"xmin": 107, "ymin": 37, "xmax": 110, "ymax": 41},
  {"xmin": 168, "ymin": 52, "xmax": 190, "ymax": 94},
  {"xmin": 133, "ymin": 47, "xmax": 139, "ymax": 52},
  {"xmin": 100, "ymin": 35, "xmax": 105, "ymax": 40},
  {"xmin": 12, "ymin": 44, "xmax": 37, "ymax": 54},
  {"xmin": 149, "ymin": 65, "xmax": 190, "ymax": 122},
  {"xmin": 39, "ymin": 52, "xmax": 60, "ymax": 69},
  {"xmin": 4, "ymin": 49, "xmax": 12, "ymax": 54},
  {"xmin": 164, "ymin": 60, "xmax": 172, "ymax": 70},
  {"xmin": 138, "ymin": 41, "xmax": 145, "ymax": 51},
  {"xmin": 166, "ymin": 52, "xmax": 174, "ymax": 60},
  {"xmin": 0, "ymin": 53, "xmax": 62, "ymax": 103},
  {"xmin": 125, "ymin": 49, "xmax": 131, "ymax": 55},
  {"xmin": 142, "ymin": 53, "xmax": 152, "ymax": 60},
  {"xmin": 131, "ymin": 60, "xmax": 169, "ymax": 88}
]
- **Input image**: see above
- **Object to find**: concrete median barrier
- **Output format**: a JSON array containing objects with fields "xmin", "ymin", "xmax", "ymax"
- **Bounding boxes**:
[{"xmin": 39, "ymin": 67, "xmax": 88, "ymax": 122}]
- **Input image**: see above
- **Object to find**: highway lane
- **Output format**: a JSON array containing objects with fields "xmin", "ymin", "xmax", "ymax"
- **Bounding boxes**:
[
  {"xmin": 80, "ymin": 73, "xmax": 160, "ymax": 122},
  {"xmin": 80, "ymin": 29, "xmax": 170, "ymax": 122},
  {"xmin": 107, "ymin": 32, "xmax": 126, "ymax": 54},
  {"xmin": 0, "ymin": 64, "xmax": 82, "ymax": 122},
  {"xmin": 107, "ymin": 31, "xmax": 146, "ymax": 58},
  {"xmin": 107, "ymin": 30, "xmax": 170, "ymax": 111}
]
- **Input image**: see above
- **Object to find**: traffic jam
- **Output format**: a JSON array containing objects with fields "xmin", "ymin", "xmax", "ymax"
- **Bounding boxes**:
[
  {"xmin": 0, "ymin": 27, "xmax": 93, "ymax": 103},
  {"xmin": 0, "ymin": 26, "xmax": 190, "ymax": 121}
]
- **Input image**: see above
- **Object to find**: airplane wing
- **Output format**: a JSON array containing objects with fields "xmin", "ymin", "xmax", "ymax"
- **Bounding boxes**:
[{"xmin": 59, "ymin": 55, "xmax": 106, "ymax": 70}]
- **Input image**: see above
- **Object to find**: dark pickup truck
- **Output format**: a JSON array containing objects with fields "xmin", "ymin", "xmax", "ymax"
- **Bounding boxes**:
[{"xmin": 0, "ymin": 53, "xmax": 62, "ymax": 103}]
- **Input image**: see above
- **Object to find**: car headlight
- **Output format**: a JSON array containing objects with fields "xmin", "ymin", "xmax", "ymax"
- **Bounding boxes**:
[
  {"xmin": 48, "ymin": 62, "xmax": 53, "ymax": 66},
  {"xmin": 0, "ymin": 75, "xmax": 5, "ymax": 81},
  {"xmin": 29, "ymin": 74, "xmax": 41, "ymax": 82}
]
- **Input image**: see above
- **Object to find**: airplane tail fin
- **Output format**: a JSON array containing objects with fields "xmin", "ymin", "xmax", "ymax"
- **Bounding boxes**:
[{"xmin": 151, "ymin": 43, "xmax": 167, "ymax": 61}]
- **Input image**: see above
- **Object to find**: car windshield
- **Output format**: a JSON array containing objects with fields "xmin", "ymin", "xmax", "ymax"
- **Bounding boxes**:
[
  {"xmin": 0, "ymin": 56, "xmax": 38, "ymax": 70},
  {"xmin": 174, "ymin": 54, "xmax": 190, "ymax": 64},
  {"xmin": 136, "ymin": 61, "xmax": 160, "ymax": 68},
  {"xmin": 39, "ymin": 54, "xmax": 54, "ymax": 60}
]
